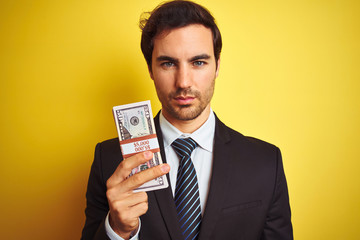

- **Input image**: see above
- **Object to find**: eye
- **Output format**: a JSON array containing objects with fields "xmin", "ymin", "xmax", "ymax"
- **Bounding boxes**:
[
  {"xmin": 161, "ymin": 62, "xmax": 175, "ymax": 68},
  {"xmin": 193, "ymin": 61, "xmax": 205, "ymax": 67}
]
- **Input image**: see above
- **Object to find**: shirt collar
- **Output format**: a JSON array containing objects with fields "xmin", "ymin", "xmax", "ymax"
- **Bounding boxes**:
[{"xmin": 159, "ymin": 109, "xmax": 215, "ymax": 153}]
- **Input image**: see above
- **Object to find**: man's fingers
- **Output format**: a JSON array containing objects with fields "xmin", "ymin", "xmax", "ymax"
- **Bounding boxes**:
[
  {"xmin": 108, "ymin": 192, "xmax": 149, "ymax": 235},
  {"xmin": 128, "ymin": 201, "xmax": 149, "ymax": 218},
  {"xmin": 107, "ymin": 151, "xmax": 154, "ymax": 188},
  {"xmin": 124, "ymin": 163, "xmax": 170, "ymax": 191},
  {"xmin": 108, "ymin": 191, "xmax": 148, "ymax": 209},
  {"xmin": 120, "ymin": 151, "xmax": 154, "ymax": 177},
  {"xmin": 107, "ymin": 162, "xmax": 169, "ymax": 197}
]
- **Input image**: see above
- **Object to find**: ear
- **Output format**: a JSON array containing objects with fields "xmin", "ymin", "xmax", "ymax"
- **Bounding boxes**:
[{"xmin": 215, "ymin": 56, "xmax": 221, "ymax": 78}]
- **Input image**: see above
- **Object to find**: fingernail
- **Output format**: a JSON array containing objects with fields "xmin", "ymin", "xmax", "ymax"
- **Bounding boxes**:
[
  {"xmin": 161, "ymin": 164, "xmax": 170, "ymax": 173},
  {"xmin": 144, "ymin": 151, "xmax": 152, "ymax": 158}
]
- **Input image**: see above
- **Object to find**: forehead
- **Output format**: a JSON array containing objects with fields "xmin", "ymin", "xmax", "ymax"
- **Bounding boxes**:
[{"xmin": 152, "ymin": 24, "xmax": 214, "ymax": 58}]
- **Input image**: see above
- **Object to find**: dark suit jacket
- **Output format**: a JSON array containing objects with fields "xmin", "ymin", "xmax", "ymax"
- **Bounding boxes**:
[{"xmin": 81, "ymin": 113, "xmax": 293, "ymax": 240}]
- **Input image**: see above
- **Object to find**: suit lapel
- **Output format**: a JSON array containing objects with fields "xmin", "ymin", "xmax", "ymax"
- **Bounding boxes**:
[
  {"xmin": 152, "ymin": 113, "xmax": 183, "ymax": 240},
  {"xmin": 198, "ymin": 115, "xmax": 232, "ymax": 240}
]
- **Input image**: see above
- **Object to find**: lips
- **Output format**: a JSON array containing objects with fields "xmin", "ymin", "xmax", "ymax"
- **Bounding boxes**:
[{"xmin": 174, "ymin": 96, "xmax": 195, "ymax": 105}]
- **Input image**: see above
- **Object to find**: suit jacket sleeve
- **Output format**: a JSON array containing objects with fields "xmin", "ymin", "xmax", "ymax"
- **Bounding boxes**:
[
  {"xmin": 261, "ymin": 148, "xmax": 293, "ymax": 239},
  {"xmin": 81, "ymin": 142, "xmax": 111, "ymax": 240}
]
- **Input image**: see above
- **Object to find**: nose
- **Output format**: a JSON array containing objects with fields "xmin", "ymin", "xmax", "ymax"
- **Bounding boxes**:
[{"xmin": 175, "ymin": 64, "xmax": 192, "ymax": 89}]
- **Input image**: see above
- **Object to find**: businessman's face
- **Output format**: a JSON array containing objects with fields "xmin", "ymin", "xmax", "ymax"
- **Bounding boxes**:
[{"xmin": 150, "ymin": 24, "xmax": 220, "ymax": 124}]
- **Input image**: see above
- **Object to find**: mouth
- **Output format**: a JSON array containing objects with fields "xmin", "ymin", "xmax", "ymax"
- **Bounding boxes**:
[{"xmin": 174, "ymin": 95, "xmax": 195, "ymax": 105}]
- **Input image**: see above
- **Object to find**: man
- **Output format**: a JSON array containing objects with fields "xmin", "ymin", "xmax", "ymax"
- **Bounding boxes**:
[{"xmin": 81, "ymin": 1, "xmax": 293, "ymax": 240}]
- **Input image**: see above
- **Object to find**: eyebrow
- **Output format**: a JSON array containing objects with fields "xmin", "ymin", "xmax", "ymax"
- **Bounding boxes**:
[
  {"xmin": 156, "ymin": 54, "xmax": 211, "ymax": 63},
  {"xmin": 189, "ymin": 54, "xmax": 211, "ymax": 62},
  {"xmin": 156, "ymin": 56, "xmax": 178, "ymax": 63}
]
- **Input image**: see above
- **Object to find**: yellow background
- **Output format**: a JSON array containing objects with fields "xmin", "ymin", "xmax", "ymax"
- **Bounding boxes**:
[{"xmin": 1, "ymin": 0, "xmax": 359, "ymax": 239}]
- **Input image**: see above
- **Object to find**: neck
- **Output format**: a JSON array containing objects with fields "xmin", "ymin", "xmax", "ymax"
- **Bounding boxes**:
[{"xmin": 162, "ymin": 106, "xmax": 211, "ymax": 133}]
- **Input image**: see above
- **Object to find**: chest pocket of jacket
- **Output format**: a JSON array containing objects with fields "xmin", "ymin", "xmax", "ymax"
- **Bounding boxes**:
[{"xmin": 221, "ymin": 200, "xmax": 262, "ymax": 216}]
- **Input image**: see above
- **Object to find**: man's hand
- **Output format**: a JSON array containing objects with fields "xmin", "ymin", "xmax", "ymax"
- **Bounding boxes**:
[{"xmin": 106, "ymin": 151, "xmax": 170, "ymax": 240}]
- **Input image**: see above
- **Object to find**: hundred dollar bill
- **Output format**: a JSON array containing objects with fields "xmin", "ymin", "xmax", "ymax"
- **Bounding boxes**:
[{"xmin": 113, "ymin": 100, "xmax": 169, "ymax": 192}]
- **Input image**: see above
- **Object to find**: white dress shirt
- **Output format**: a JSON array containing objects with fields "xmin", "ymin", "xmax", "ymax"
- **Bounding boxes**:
[{"xmin": 105, "ymin": 109, "xmax": 216, "ymax": 240}]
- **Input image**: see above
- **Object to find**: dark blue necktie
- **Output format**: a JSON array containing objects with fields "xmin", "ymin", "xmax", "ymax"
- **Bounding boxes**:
[{"xmin": 172, "ymin": 138, "xmax": 202, "ymax": 240}]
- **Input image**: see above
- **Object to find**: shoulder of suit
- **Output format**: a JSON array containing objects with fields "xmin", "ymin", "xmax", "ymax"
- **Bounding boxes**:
[
  {"xmin": 217, "ymin": 118, "xmax": 280, "ymax": 153},
  {"xmin": 96, "ymin": 137, "xmax": 121, "ymax": 156},
  {"xmin": 99, "ymin": 137, "xmax": 119, "ymax": 146}
]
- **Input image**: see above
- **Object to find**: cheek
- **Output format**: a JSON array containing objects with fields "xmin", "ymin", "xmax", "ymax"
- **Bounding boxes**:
[
  {"xmin": 153, "ymin": 72, "xmax": 174, "ymax": 89},
  {"xmin": 197, "ymin": 72, "xmax": 216, "ymax": 89},
  {"xmin": 154, "ymin": 79, "xmax": 170, "ymax": 97}
]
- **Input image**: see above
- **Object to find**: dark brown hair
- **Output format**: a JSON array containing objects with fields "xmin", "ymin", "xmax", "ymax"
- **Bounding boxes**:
[{"xmin": 139, "ymin": 0, "xmax": 222, "ymax": 69}]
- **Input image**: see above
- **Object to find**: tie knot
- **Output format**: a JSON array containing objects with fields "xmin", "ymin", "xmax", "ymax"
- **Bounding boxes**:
[{"xmin": 171, "ymin": 137, "xmax": 198, "ymax": 159}]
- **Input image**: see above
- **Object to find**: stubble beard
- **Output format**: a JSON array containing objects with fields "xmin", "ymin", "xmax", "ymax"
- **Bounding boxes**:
[{"xmin": 161, "ymin": 79, "xmax": 215, "ymax": 121}]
